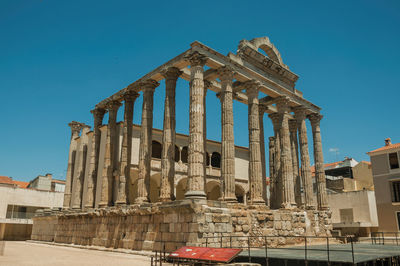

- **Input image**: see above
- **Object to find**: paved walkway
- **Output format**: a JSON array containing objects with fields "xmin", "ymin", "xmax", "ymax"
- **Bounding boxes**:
[{"xmin": 0, "ymin": 241, "xmax": 157, "ymax": 266}]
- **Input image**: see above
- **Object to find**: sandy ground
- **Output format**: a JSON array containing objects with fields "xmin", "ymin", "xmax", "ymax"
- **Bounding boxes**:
[{"xmin": 0, "ymin": 241, "xmax": 160, "ymax": 266}]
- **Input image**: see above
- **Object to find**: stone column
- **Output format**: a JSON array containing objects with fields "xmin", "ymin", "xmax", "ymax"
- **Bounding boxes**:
[
  {"xmin": 115, "ymin": 91, "xmax": 139, "ymax": 205},
  {"xmin": 159, "ymin": 67, "xmax": 181, "ymax": 202},
  {"xmin": 289, "ymin": 119, "xmax": 302, "ymax": 207},
  {"xmin": 218, "ymin": 66, "xmax": 236, "ymax": 202},
  {"xmin": 268, "ymin": 114, "xmax": 281, "ymax": 209},
  {"xmin": 203, "ymin": 80, "xmax": 211, "ymax": 191},
  {"xmin": 185, "ymin": 52, "xmax": 207, "ymax": 199},
  {"xmin": 244, "ymin": 80, "xmax": 264, "ymax": 204},
  {"xmin": 63, "ymin": 121, "xmax": 84, "ymax": 209},
  {"xmin": 135, "ymin": 79, "xmax": 159, "ymax": 203},
  {"xmin": 309, "ymin": 113, "xmax": 329, "ymax": 210},
  {"xmin": 268, "ymin": 136, "xmax": 276, "ymax": 208},
  {"xmin": 276, "ymin": 97, "xmax": 296, "ymax": 209},
  {"xmin": 85, "ymin": 108, "xmax": 106, "ymax": 209},
  {"xmin": 98, "ymin": 100, "xmax": 121, "ymax": 207},
  {"xmin": 294, "ymin": 107, "xmax": 315, "ymax": 209},
  {"xmin": 72, "ymin": 125, "xmax": 90, "ymax": 209},
  {"xmin": 259, "ymin": 104, "xmax": 268, "ymax": 205}
]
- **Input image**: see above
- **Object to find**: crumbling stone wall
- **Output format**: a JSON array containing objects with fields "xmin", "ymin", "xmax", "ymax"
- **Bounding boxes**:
[{"xmin": 32, "ymin": 200, "xmax": 332, "ymax": 252}]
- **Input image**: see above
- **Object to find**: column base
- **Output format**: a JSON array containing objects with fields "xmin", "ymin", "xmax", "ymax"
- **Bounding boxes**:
[
  {"xmin": 135, "ymin": 197, "xmax": 149, "ymax": 204},
  {"xmin": 184, "ymin": 190, "xmax": 206, "ymax": 199},
  {"xmin": 98, "ymin": 202, "xmax": 108, "ymax": 208},
  {"xmin": 220, "ymin": 196, "xmax": 237, "ymax": 203},
  {"xmin": 115, "ymin": 200, "xmax": 127, "ymax": 206}
]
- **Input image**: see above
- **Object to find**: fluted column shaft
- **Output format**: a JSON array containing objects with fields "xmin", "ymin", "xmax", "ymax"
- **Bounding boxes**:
[
  {"xmin": 72, "ymin": 126, "xmax": 90, "ymax": 209},
  {"xmin": 85, "ymin": 108, "xmax": 106, "ymax": 208},
  {"xmin": 310, "ymin": 114, "xmax": 329, "ymax": 210},
  {"xmin": 185, "ymin": 52, "xmax": 207, "ymax": 199},
  {"xmin": 269, "ymin": 114, "xmax": 281, "ymax": 209},
  {"xmin": 159, "ymin": 68, "xmax": 181, "ymax": 202},
  {"xmin": 268, "ymin": 136, "xmax": 276, "ymax": 207},
  {"xmin": 63, "ymin": 122, "xmax": 83, "ymax": 209},
  {"xmin": 218, "ymin": 67, "xmax": 236, "ymax": 202},
  {"xmin": 116, "ymin": 91, "xmax": 139, "ymax": 205},
  {"xmin": 99, "ymin": 101, "xmax": 121, "ymax": 207},
  {"xmin": 136, "ymin": 80, "xmax": 159, "ymax": 203},
  {"xmin": 203, "ymin": 81, "xmax": 210, "ymax": 193},
  {"xmin": 276, "ymin": 97, "xmax": 296, "ymax": 209},
  {"xmin": 289, "ymin": 120, "xmax": 302, "ymax": 207},
  {"xmin": 245, "ymin": 81, "xmax": 264, "ymax": 204},
  {"xmin": 294, "ymin": 108, "xmax": 315, "ymax": 209},
  {"xmin": 259, "ymin": 105, "xmax": 267, "ymax": 205}
]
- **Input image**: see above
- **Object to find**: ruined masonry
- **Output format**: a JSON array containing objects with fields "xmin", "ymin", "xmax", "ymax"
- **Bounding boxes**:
[{"xmin": 32, "ymin": 37, "xmax": 332, "ymax": 251}]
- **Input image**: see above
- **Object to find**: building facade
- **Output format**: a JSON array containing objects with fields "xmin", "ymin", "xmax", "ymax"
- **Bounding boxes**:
[
  {"xmin": 368, "ymin": 138, "xmax": 400, "ymax": 232},
  {"xmin": 0, "ymin": 176, "xmax": 64, "ymax": 240}
]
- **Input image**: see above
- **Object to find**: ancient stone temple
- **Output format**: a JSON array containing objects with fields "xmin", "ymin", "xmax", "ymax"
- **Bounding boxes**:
[{"xmin": 32, "ymin": 37, "xmax": 332, "ymax": 251}]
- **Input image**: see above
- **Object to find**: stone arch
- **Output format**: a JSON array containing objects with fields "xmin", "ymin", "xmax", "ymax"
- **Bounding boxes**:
[
  {"xmin": 206, "ymin": 180, "xmax": 221, "ymax": 200},
  {"xmin": 249, "ymin": 37, "xmax": 284, "ymax": 66},
  {"xmin": 174, "ymin": 145, "xmax": 180, "ymax": 163},
  {"xmin": 181, "ymin": 146, "xmax": 188, "ymax": 163},
  {"xmin": 235, "ymin": 184, "xmax": 246, "ymax": 203},
  {"xmin": 152, "ymin": 140, "xmax": 162, "ymax": 159},
  {"xmin": 175, "ymin": 177, "xmax": 187, "ymax": 200},
  {"xmin": 149, "ymin": 173, "xmax": 161, "ymax": 203},
  {"xmin": 211, "ymin": 152, "xmax": 221, "ymax": 168}
]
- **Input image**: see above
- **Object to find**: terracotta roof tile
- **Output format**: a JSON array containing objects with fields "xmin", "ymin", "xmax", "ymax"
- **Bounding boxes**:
[
  {"xmin": 368, "ymin": 143, "xmax": 400, "ymax": 154},
  {"xmin": 13, "ymin": 180, "xmax": 29, "ymax": 188},
  {"xmin": 0, "ymin": 176, "xmax": 14, "ymax": 185}
]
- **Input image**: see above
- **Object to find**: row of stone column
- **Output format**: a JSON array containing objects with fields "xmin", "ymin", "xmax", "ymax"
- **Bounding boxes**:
[
  {"xmin": 63, "ymin": 51, "xmax": 328, "ymax": 210},
  {"xmin": 268, "ymin": 102, "xmax": 328, "ymax": 210}
]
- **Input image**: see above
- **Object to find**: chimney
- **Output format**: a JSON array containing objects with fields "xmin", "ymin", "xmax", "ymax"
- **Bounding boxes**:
[{"xmin": 385, "ymin": 138, "xmax": 392, "ymax": 146}]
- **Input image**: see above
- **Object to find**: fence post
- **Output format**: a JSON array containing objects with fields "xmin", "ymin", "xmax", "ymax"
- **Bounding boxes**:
[
  {"xmin": 248, "ymin": 236, "xmax": 251, "ymax": 263},
  {"xmin": 382, "ymin": 232, "xmax": 385, "ymax": 245},
  {"xmin": 350, "ymin": 236, "xmax": 355, "ymax": 265},
  {"xmin": 264, "ymin": 236, "xmax": 269, "ymax": 266},
  {"xmin": 304, "ymin": 236, "xmax": 308, "ymax": 266},
  {"xmin": 327, "ymin": 237, "xmax": 330, "ymax": 265}
]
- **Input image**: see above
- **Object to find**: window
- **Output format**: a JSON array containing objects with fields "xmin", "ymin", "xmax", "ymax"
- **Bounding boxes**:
[
  {"xmin": 392, "ymin": 181, "xmax": 400, "ymax": 202},
  {"xmin": 389, "ymin": 152, "xmax": 399, "ymax": 169},
  {"xmin": 152, "ymin": 141, "xmax": 162, "ymax": 159},
  {"xmin": 397, "ymin": 212, "xmax": 400, "ymax": 231},
  {"xmin": 211, "ymin": 152, "xmax": 221, "ymax": 168},
  {"xmin": 339, "ymin": 208, "xmax": 354, "ymax": 223}
]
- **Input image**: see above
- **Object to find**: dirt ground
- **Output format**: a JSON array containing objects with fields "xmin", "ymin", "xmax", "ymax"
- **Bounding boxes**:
[{"xmin": 0, "ymin": 241, "xmax": 159, "ymax": 266}]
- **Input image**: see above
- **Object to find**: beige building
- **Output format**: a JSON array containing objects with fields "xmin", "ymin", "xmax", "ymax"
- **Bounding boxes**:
[
  {"xmin": 368, "ymin": 138, "xmax": 400, "ymax": 232},
  {"xmin": 0, "ymin": 176, "xmax": 64, "ymax": 240}
]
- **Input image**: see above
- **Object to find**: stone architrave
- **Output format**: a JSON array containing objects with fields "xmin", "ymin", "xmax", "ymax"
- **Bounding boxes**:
[
  {"xmin": 217, "ymin": 66, "xmax": 237, "ymax": 202},
  {"xmin": 309, "ymin": 113, "xmax": 329, "ymax": 210},
  {"xmin": 85, "ymin": 108, "xmax": 106, "ymax": 209},
  {"xmin": 276, "ymin": 97, "xmax": 296, "ymax": 209},
  {"xmin": 72, "ymin": 125, "xmax": 91, "ymax": 209},
  {"xmin": 184, "ymin": 52, "xmax": 207, "ymax": 199},
  {"xmin": 268, "ymin": 113, "xmax": 281, "ymax": 209},
  {"xmin": 294, "ymin": 107, "xmax": 315, "ymax": 209},
  {"xmin": 259, "ymin": 104, "xmax": 268, "ymax": 205},
  {"xmin": 98, "ymin": 101, "xmax": 121, "ymax": 207},
  {"xmin": 135, "ymin": 80, "xmax": 159, "ymax": 203},
  {"xmin": 115, "ymin": 91, "xmax": 139, "ymax": 205},
  {"xmin": 159, "ymin": 67, "xmax": 182, "ymax": 202},
  {"xmin": 244, "ymin": 80, "xmax": 264, "ymax": 204},
  {"xmin": 268, "ymin": 136, "xmax": 276, "ymax": 208},
  {"xmin": 63, "ymin": 121, "xmax": 84, "ymax": 209},
  {"xmin": 289, "ymin": 119, "xmax": 302, "ymax": 207}
]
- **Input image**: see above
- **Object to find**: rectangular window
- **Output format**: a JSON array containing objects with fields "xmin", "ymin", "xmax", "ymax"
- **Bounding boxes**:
[
  {"xmin": 389, "ymin": 152, "xmax": 399, "ymax": 169},
  {"xmin": 392, "ymin": 181, "xmax": 400, "ymax": 202},
  {"xmin": 339, "ymin": 208, "xmax": 354, "ymax": 223},
  {"xmin": 397, "ymin": 212, "xmax": 400, "ymax": 231}
]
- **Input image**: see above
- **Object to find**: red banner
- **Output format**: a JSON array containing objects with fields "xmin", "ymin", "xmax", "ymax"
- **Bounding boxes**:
[{"xmin": 169, "ymin": 246, "xmax": 242, "ymax": 263}]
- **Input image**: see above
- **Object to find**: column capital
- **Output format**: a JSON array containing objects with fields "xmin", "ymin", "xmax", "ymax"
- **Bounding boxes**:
[
  {"xmin": 161, "ymin": 67, "xmax": 182, "ymax": 81},
  {"xmin": 90, "ymin": 107, "xmax": 107, "ymax": 119},
  {"xmin": 123, "ymin": 90, "xmax": 140, "ymax": 102},
  {"xmin": 185, "ymin": 51, "xmax": 207, "ymax": 67},
  {"xmin": 268, "ymin": 112, "xmax": 280, "ymax": 127},
  {"xmin": 242, "ymin": 80, "xmax": 261, "ymax": 98},
  {"xmin": 289, "ymin": 119, "xmax": 297, "ymax": 133},
  {"xmin": 217, "ymin": 66, "xmax": 235, "ymax": 82},
  {"xmin": 275, "ymin": 96, "xmax": 291, "ymax": 113},
  {"xmin": 68, "ymin": 121, "xmax": 85, "ymax": 136},
  {"xmin": 293, "ymin": 106, "xmax": 309, "ymax": 121},
  {"xmin": 105, "ymin": 100, "xmax": 122, "ymax": 112},
  {"xmin": 308, "ymin": 113, "xmax": 323, "ymax": 125},
  {"xmin": 269, "ymin": 136, "xmax": 275, "ymax": 142},
  {"xmin": 140, "ymin": 79, "xmax": 160, "ymax": 92}
]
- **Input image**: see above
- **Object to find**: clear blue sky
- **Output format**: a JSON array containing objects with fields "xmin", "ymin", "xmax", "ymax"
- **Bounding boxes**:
[{"xmin": 1, "ymin": 0, "xmax": 399, "ymax": 182}]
